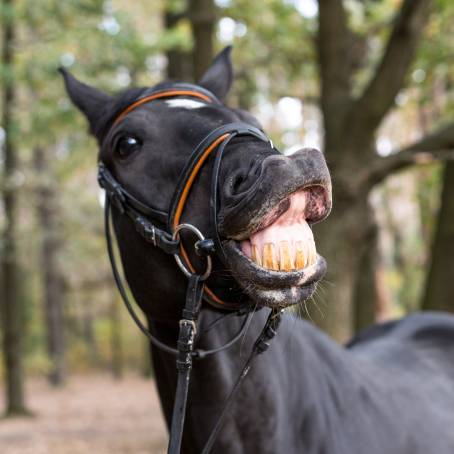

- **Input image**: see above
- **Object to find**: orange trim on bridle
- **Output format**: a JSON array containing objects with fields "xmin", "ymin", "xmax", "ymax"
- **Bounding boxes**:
[
  {"xmin": 114, "ymin": 90, "xmax": 213, "ymax": 125},
  {"xmin": 172, "ymin": 134, "xmax": 229, "ymax": 229},
  {"xmin": 171, "ymin": 134, "xmax": 232, "ymax": 307},
  {"xmin": 113, "ymin": 89, "xmax": 237, "ymax": 308}
]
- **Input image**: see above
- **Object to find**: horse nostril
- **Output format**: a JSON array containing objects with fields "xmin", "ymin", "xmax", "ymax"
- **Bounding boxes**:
[
  {"xmin": 231, "ymin": 174, "xmax": 246, "ymax": 194},
  {"xmin": 229, "ymin": 159, "xmax": 262, "ymax": 196}
]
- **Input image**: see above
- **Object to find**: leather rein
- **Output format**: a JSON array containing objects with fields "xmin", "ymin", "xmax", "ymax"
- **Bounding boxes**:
[{"xmin": 98, "ymin": 83, "xmax": 283, "ymax": 454}]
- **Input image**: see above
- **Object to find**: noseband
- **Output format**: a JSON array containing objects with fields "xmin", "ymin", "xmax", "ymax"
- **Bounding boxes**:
[{"xmin": 98, "ymin": 83, "xmax": 282, "ymax": 454}]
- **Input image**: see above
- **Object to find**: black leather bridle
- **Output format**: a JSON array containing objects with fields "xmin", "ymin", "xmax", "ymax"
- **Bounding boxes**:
[{"xmin": 98, "ymin": 83, "xmax": 283, "ymax": 454}]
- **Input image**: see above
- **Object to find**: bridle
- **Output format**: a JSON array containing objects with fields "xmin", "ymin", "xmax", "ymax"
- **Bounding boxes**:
[{"xmin": 98, "ymin": 83, "xmax": 283, "ymax": 454}]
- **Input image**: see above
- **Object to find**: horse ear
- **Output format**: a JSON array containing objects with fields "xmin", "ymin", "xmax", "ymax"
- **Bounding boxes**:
[
  {"xmin": 59, "ymin": 68, "xmax": 112, "ymax": 136},
  {"xmin": 198, "ymin": 46, "xmax": 233, "ymax": 101}
]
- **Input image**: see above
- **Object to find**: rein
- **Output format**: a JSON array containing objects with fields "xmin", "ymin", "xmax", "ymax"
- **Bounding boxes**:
[{"xmin": 98, "ymin": 83, "xmax": 283, "ymax": 454}]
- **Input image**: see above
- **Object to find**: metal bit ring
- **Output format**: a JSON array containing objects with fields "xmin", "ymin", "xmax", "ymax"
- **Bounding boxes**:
[{"xmin": 172, "ymin": 223, "xmax": 212, "ymax": 281}]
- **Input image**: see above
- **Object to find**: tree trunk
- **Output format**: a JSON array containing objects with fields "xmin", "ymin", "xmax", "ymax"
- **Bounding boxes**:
[
  {"xmin": 189, "ymin": 0, "xmax": 216, "ymax": 81},
  {"xmin": 0, "ymin": 0, "xmax": 28, "ymax": 415},
  {"xmin": 33, "ymin": 146, "xmax": 66, "ymax": 386},
  {"xmin": 110, "ymin": 295, "xmax": 123, "ymax": 379},
  {"xmin": 422, "ymin": 161, "xmax": 454, "ymax": 312},
  {"xmin": 313, "ymin": 0, "xmax": 432, "ymax": 340},
  {"xmin": 352, "ymin": 208, "xmax": 379, "ymax": 333},
  {"xmin": 311, "ymin": 192, "xmax": 369, "ymax": 341},
  {"xmin": 81, "ymin": 297, "xmax": 98, "ymax": 364},
  {"xmin": 165, "ymin": 7, "xmax": 193, "ymax": 81}
]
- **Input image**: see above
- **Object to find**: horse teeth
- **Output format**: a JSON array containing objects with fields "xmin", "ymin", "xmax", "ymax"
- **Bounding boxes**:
[
  {"xmin": 279, "ymin": 241, "xmax": 294, "ymax": 271},
  {"xmin": 295, "ymin": 241, "xmax": 306, "ymax": 269},
  {"xmin": 263, "ymin": 243, "xmax": 279, "ymax": 270},
  {"xmin": 249, "ymin": 238, "xmax": 316, "ymax": 271},
  {"xmin": 251, "ymin": 244, "xmax": 262, "ymax": 266}
]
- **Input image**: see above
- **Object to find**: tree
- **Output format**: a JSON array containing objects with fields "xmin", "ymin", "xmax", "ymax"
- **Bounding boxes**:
[
  {"xmin": 0, "ymin": 0, "xmax": 29, "ymax": 415},
  {"xmin": 422, "ymin": 162, "xmax": 454, "ymax": 312},
  {"xmin": 110, "ymin": 295, "xmax": 124, "ymax": 379},
  {"xmin": 33, "ymin": 146, "xmax": 66, "ymax": 386},
  {"xmin": 189, "ymin": 0, "xmax": 216, "ymax": 80},
  {"xmin": 312, "ymin": 0, "xmax": 454, "ymax": 340},
  {"xmin": 165, "ymin": 1, "xmax": 193, "ymax": 80}
]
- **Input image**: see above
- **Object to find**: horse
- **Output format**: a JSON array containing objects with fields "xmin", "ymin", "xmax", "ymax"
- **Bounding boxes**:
[{"xmin": 61, "ymin": 47, "xmax": 454, "ymax": 453}]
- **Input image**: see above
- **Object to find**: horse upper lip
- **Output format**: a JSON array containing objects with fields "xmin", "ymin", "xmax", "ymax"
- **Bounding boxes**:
[
  {"xmin": 218, "ymin": 150, "xmax": 331, "ymax": 240},
  {"xmin": 220, "ymin": 184, "xmax": 331, "ymax": 242}
]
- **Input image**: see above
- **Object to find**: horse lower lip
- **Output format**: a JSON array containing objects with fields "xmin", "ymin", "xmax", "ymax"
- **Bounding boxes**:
[{"xmin": 225, "ymin": 240, "xmax": 326, "ymax": 289}]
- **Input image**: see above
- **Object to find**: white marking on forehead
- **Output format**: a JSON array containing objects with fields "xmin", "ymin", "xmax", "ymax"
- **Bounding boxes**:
[{"xmin": 165, "ymin": 99, "xmax": 206, "ymax": 109}]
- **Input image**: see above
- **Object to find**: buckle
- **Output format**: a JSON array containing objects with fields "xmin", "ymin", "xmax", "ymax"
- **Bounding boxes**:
[
  {"xmin": 134, "ymin": 216, "xmax": 157, "ymax": 246},
  {"xmin": 179, "ymin": 319, "xmax": 197, "ymax": 337}
]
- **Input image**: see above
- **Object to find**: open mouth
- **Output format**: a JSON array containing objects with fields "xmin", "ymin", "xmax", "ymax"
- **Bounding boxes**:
[
  {"xmin": 222, "ymin": 186, "xmax": 330, "ymax": 308},
  {"xmin": 240, "ymin": 188, "xmax": 322, "ymax": 271}
]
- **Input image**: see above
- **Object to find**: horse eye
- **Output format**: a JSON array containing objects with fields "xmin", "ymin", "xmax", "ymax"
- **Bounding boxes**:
[{"xmin": 115, "ymin": 136, "xmax": 142, "ymax": 158}]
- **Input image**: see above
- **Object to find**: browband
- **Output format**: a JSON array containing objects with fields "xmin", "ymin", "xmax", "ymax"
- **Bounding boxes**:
[{"xmin": 113, "ymin": 83, "xmax": 221, "ymax": 126}]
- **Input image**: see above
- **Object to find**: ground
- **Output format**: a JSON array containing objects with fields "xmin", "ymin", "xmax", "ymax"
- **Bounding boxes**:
[{"xmin": 0, "ymin": 375, "xmax": 167, "ymax": 454}]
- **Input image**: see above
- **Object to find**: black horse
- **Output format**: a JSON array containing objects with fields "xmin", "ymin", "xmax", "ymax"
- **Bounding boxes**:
[{"xmin": 62, "ymin": 47, "xmax": 454, "ymax": 453}]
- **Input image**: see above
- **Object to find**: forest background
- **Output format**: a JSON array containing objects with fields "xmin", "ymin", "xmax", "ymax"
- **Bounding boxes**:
[{"xmin": 0, "ymin": 0, "xmax": 453, "ymax": 427}]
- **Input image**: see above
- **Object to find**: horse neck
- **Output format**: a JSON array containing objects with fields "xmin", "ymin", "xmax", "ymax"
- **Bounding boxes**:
[{"xmin": 148, "ymin": 307, "xmax": 360, "ymax": 453}]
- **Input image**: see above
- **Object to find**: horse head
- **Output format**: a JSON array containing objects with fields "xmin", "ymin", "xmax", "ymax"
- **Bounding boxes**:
[{"xmin": 61, "ymin": 47, "xmax": 332, "ymax": 321}]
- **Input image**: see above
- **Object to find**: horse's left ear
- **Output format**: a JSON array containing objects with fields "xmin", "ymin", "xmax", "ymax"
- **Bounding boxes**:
[
  {"xmin": 198, "ymin": 46, "xmax": 233, "ymax": 101},
  {"xmin": 59, "ymin": 68, "xmax": 113, "ymax": 137}
]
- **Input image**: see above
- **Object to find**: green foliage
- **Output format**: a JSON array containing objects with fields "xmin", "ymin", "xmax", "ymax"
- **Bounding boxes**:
[
  {"xmin": 222, "ymin": 0, "xmax": 317, "ymax": 102},
  {"xmin": 1, "ymin": 0, "xmax": 453, "ymax": 377},
  {"xmin": 3, "ymin": 0, "xmax": 214, "ymax": 378}
]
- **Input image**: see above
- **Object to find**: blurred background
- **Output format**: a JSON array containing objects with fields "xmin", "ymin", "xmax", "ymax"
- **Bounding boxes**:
[{"xmin": 0, "ymin": 0, "xmax": 453, "ymax": 452}]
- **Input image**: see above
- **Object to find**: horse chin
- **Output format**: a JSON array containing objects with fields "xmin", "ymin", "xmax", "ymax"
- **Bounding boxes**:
[{"xmin": 222, "ymin": 240, "xmax": 327, "ymax": 308}]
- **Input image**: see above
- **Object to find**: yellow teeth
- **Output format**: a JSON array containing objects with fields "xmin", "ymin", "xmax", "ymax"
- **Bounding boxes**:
[
  {"xmin": 279, "ymin": 241, "xmax": 294, "ymax": 271},
  {"xmin": 251, "ymin": 244, "xmax": 262, "ymax": 267},
  {"xmin": 249, "ymin": 240, "xmax": 316, "ymax": 271},
  {"xmin": 295, "ymin": 241, "xmax": 306, "ymax": 269},
  {"xmin": 263, "ymin": 243, "xmax": 279, "ymax": 270}
]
